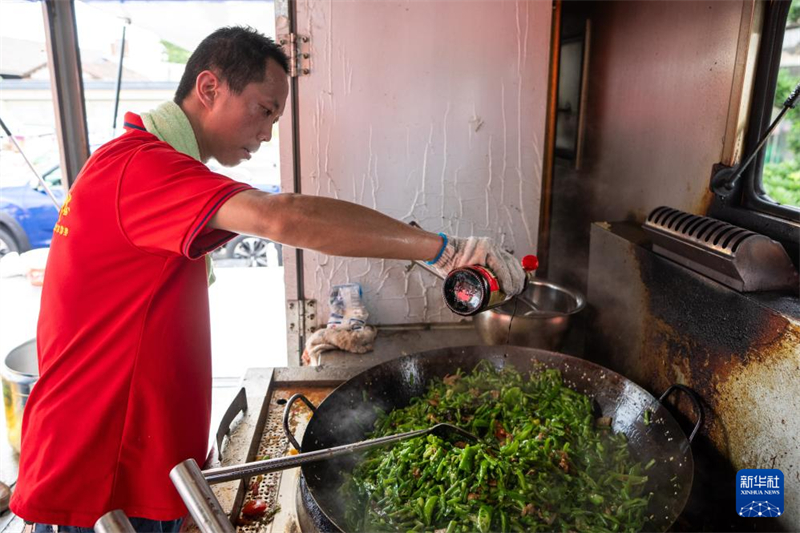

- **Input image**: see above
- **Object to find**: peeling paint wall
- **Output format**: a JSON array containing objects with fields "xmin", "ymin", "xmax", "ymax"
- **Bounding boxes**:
[
  {"xmin": 285, "ymin": 0, "xmax": 551, "ymax": 324},
  {"xmin": 588, "ymin": 222, "xmax": 800, "ymax": 531}
]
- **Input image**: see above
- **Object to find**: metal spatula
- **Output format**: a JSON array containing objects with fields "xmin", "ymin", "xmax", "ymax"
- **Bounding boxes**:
[{"xmin": 202, "ymin": 423, "xmax": 480, "ymax": 484}]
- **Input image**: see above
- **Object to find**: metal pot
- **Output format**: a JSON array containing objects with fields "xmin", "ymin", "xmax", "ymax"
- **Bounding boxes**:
[
  {"xmin": 472, "ymin": 278, "xmax": 585, "ymax": 350},
  {"xmin": 1, "ymin": 339, "xmax": 38, "ymax": 453}
]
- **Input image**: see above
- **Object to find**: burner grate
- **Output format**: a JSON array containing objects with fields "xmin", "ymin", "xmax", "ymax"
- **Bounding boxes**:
[{"xmin": 235, "ymin": 387, "xmax": 330, "ymax": 532}]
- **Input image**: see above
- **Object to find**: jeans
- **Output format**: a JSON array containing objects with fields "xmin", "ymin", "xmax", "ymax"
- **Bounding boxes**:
[{"xmin": 32, "ymin": 517, "xmax": 183, "ymax": 533}]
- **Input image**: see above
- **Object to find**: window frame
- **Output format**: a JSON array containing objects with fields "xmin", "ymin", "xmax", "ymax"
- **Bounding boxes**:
[{"xmin": 710, "ymin": 0, "xmax": 800, "ymax": 264}]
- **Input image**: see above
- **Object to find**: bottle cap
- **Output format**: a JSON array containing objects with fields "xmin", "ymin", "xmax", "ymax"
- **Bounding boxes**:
[{"xmin": 521, "ymin": 255, "xmax": 539, "ymax": 272}]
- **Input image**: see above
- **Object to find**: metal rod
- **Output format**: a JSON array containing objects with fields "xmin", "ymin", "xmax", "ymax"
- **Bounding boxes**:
[
  {"xmin": 170, "ymin": 459, "xmax": 235, "ymax": 533},
  {"xmin": 721, "ymin": 81, "xmax": 800, "ymax": 192},
  {"xmin": 375, "ymin": 322, "xmax": 474, "ymax": 331},
  {"xmin": 94, "ymin": 510, "xmax": 136, "ymax": 533},
  {"xmin": 412, "ymin": 259, "xmax": 445, "ymax": 279},
  {"xmin": 112, "ymin": 21, "xmax": 129, "ymax": 135},
  {"xmin": 536, "ymin": 0, "xmax": 562, "ymax": 278},
  {"xmin": 724, "ymin": 106, "xmax": 790, "ymax": 190},
  {"xmin": 203, "ymin": 423, "xmax": 478, "ymax": 485},
  {"xmin": 203, "ymin": 427, "xmax": 429, "ymax": 484},
  {"xmin": 575, "ymin": 19, "xmax": 591, "ymax": 171},
  {"xmin": 287, "ymin": 0, "xmax": 307, "ymax": 367},
  {"xmin": 0, "ymin": 116, "xmax": 62, "ymax": 211}
]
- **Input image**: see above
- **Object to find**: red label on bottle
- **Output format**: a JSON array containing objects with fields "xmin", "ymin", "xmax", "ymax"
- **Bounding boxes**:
[{"xmin": 470, "ymin": 265, "xmax": 500, "ymax": 292}]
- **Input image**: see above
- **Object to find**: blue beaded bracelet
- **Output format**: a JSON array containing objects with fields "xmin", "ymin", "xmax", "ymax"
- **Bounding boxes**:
[{"xmin": 426, "ymin": 233, "xmax": 448, "ymax": 265}]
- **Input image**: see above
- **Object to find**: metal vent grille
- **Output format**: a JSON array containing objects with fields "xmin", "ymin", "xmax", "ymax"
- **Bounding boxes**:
[
  {"xmin": 646, "ymin": 207, "xmax": 758, "ymax": 256},
  {"xmin": 643, "ymin": 206, "xmax": 798, "ymax": 293}
]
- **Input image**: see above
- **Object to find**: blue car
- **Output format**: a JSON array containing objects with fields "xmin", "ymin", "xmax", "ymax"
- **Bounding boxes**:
[{"xmin": 0, "ymin": 166, "xmax": 65, "ymax": 257}]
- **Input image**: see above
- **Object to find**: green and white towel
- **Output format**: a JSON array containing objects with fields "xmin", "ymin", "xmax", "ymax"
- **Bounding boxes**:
[{"xmin": 141, "ymin": 102, "xmax": 216, "ymax": 286}]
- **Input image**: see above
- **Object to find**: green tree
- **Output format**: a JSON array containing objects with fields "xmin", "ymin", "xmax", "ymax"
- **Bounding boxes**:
[
  {"xmin": 763, "ymin": 1, "xmax": 800, "ymax": 205},
  {"xmin": 160, "ymin": 40, "xmax": 190, "ymax": 64},
  {"xmin": 789, "ymin": 0, "xmax": 800, "ymax": 26},
  {"xmin": 764, "ymin": 68, "xmax": 800, "ymax": 206}
]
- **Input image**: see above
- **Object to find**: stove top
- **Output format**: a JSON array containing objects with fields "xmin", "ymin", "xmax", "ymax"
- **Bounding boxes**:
[{"xmin": 182, "ymin": 367, "xmax": 356, "ymax": 533}]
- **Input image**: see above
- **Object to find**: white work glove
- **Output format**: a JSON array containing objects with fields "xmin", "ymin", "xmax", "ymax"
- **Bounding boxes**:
[{"xmin": 429, "ymin": 236, "xmax": 527, "ymax": 296}]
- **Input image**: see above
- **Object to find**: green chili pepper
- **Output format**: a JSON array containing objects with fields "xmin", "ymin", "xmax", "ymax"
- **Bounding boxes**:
[
  {"xmin": 478, "ymin": 459, "xmax": 489, "ymax": 483},
  {"xmin": 499, "ymin": 509, "xmax": 509, "ymax": 533},
  {"xmin": 477, "ymin": 505, "xmax": 493, "ymax": 533},
  {"xmin": 503, "ymin": 387, "xmax": 522, "ymax": 406},
  {"xmin": 501, "ymin": 438, "xmax": 519, "ymax": 456},
  {"xmin": 423, "ymin": 495, "xmax": 438, "ymax": 525},
  {"xmin": 459, "ymin": 445, "xmax": 478, "ymax": 472}
]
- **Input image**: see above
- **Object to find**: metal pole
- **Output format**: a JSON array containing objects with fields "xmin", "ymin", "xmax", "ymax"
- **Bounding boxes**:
[
  {"xmin": 170, "ymin": 459, "xmax": 236, "ymax": 533},
  {"xmin": 0, "ymin": 116, "xmax": 61, "ymax": 211},
  {"xmin": 112, "ymin": 20, "xmax": 129, "ymax": 136},
  {"xmin": 537, "ymin": 0, "xmax": 562, "ymax": 278},
  {"xmin": 42, "ymin": 0, "xmax": 90, "ymax": 190},
  {"xmin": 94, "ymin": 510, "xmax": 136, "ymax": 533}
]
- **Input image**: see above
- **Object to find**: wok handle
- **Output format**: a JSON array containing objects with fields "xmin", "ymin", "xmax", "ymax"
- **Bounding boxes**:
[
  {"xmin": 658, "ymin": 384, "xmax": 704, "ymax": 444},
  {"xmin": 282, "ymin": 393, "xmax": 317, "ymax": 451}
]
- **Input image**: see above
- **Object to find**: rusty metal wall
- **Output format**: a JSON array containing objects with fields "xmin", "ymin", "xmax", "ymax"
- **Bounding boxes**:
[{"xmin": 587, "ymin": 222, "xmax": 799, "ymax": 531}]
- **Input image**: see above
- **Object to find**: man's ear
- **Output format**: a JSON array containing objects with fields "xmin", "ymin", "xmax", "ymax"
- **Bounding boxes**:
[{"xmin": 195, "ymin": 70, "xmax": 221, "ymax": 110}]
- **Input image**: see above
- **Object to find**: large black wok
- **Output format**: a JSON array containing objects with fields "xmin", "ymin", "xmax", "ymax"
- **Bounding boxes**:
[{"xmin": 283, "ymin": 346, "xmax": 701, "ymax": 532}]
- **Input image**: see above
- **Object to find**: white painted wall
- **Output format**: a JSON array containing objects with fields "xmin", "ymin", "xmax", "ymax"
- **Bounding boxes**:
[{"xmin": 283, "ymin": 0, "xmax": 552, "ymax": 325}]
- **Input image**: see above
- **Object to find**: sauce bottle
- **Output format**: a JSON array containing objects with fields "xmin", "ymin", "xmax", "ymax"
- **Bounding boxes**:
[{"xmin": 443, "ymin": 255, "xmax": 538, "ymax": 316}]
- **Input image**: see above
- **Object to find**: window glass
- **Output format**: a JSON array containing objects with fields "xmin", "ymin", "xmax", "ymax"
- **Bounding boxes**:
[
  {"xmin": 0, "ymin": 0, "xmax": 64, "ymax": 366},
  {"xmin": 75, "ymin": 1, "xmax": 282, "ymax": 192},
  {"xmin": 762, "ymin": 0, "xmax": 800, "ymax": 208},
  {"xmin": 75, "ymin": 1, "xmax": 288, "ymax": 382}
]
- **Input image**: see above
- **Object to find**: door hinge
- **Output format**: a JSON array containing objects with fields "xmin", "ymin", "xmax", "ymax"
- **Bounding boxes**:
[
  {"xmin": 286, "ymin": 299, "xmax": 318, "ymax": 359},
  {"xmin": 277, "ymin": 33, "xmax": 311, "ymax": 78}
]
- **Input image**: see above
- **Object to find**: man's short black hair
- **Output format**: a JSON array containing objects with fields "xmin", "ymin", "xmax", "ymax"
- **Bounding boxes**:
[{"xmin": 174, "ymin": 26, "xmax": 290, "ymax": 104}]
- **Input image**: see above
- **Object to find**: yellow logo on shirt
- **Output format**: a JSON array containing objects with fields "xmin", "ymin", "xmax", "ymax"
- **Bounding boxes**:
[{"xmin": 54, "ymin": 193, "xmax": 72, "ymax": 237}]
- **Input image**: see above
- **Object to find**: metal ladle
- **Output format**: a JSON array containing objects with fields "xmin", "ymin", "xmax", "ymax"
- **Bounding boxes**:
[{"xmin": 197, "ymin": 422, "xmax": 480, "ymax": 484}]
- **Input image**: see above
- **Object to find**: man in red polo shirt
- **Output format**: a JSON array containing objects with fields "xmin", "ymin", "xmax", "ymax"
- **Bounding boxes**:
[{"xmin": 12, "ymin": 27, "xmax": 526, "ymax": 532}]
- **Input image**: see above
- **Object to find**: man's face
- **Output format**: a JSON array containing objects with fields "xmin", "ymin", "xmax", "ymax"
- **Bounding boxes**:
[{"xmin": 204, "ymin": 59, "xmax": 289, "ymax": 167}]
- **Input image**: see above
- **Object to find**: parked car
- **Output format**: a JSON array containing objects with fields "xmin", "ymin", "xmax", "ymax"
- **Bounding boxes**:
[
  {"xmin": 211, "ymin": 183, "xmax": 283, "ymax": 267},
  {"xmin": 0, "ymin": 165, "xmax": 65, "ymax": 257}
]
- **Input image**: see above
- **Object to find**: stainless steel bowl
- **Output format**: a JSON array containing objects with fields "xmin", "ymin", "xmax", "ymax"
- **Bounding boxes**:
[
  {"xmin": 472, "ymin": 279, "xmax": 585, "ymax": 350},
  {"xmin": 2, "ymin": 339, "xmax": 38, "ymax": 453}
]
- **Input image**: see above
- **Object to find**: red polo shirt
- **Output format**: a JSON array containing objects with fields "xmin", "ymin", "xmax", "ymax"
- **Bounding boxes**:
[{"xmin": 11, "ymin": 113, "xmax": 253, "ymax": 526}]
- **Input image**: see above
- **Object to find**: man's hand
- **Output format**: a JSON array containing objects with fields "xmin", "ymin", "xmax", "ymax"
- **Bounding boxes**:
[{"xmin": 430, "ymin": 236, "xmax": 527, "ymax": 296}]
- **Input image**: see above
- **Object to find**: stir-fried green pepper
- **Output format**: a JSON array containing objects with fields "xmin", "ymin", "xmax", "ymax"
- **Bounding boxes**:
[
  {"xmin": 342, "ymin": 362, "xmax": 653, "ymax": 532},
  {"xmin": 477, "ymin": 505, "xmax": 493, "ymax": 533}
]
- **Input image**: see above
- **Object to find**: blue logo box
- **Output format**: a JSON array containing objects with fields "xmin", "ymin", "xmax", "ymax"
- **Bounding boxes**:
[{"xmin": 736, "ymin": 469, "xmax": 784, "ymax": 518}]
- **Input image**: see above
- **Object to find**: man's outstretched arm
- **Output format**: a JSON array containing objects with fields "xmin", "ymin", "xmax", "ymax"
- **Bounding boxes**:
[
  {"xmin": 209, "ymin": 190, "xmax": 527, "ymax": 295},
  {"xmin": 209, "ymin": 190, "xmax": 442, "ymax": 261}
]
